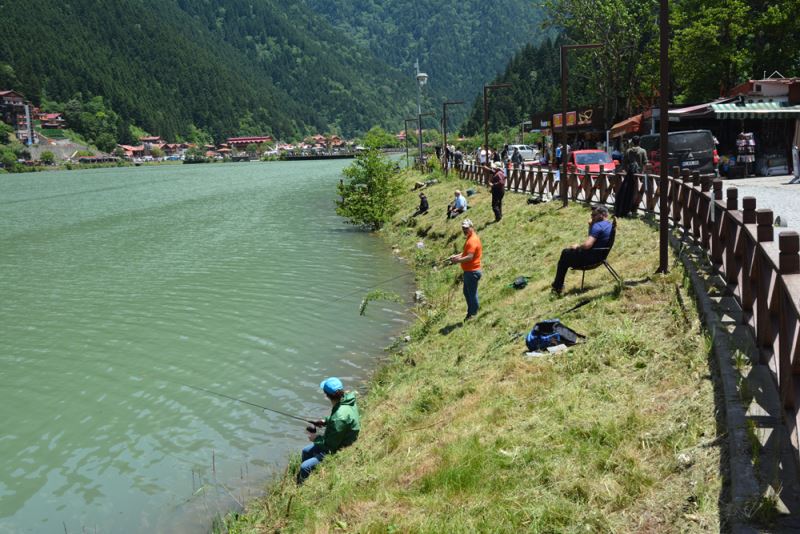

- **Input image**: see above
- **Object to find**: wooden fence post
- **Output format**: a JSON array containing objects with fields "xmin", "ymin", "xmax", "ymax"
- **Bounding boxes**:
[
  {"xmin": 779, "ymin": 231, "xmax": 800, "ymax": 274},
  {"xmin": 711, "ymin": 180, "xmax": 723, "ymax": 267},
  {"xmin": 756, "ymin": 209, "xmax": 774, "ymax": 243}
]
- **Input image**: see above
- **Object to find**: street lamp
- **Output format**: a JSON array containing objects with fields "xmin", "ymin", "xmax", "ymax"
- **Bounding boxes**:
[
  {"xmin": 415, "ymin": 60, "xmax": 429, "ymax": 168},
  {"xmin": 442, "ymin": 100, "xmax": 464, "ymax": 175},
  {"xmin": 484, "ymin": 83, "xmax": 512, "ymax": 163},
  {"xmin": 560, "ymin": 43, "xmax": 603, "ymax": 207}
]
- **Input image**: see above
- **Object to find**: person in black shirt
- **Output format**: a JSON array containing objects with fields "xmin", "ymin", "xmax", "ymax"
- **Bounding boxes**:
[{"xmin": 413, "ymin": 192, "xmax": 429, "ymax": 217}]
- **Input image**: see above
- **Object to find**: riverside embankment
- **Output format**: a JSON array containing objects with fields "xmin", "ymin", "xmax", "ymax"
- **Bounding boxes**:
[{"xmin": 223, "ymin": 168, "xmax": 724, "ymax": 533}]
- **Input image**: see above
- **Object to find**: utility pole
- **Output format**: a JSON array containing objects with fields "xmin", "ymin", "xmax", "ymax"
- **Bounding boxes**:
[
  {"xmin": 414, "ymin": 60, "xmax": 429, "ymax": 169},
  {"xmin": 658, "ymin": 0, "xmax": 670, "ymax": 273}
]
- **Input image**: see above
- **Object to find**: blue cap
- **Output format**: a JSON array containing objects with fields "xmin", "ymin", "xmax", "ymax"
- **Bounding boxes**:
[{"xmin": 320, "ymin": 377, "xmax": 344, "ymax": 395}]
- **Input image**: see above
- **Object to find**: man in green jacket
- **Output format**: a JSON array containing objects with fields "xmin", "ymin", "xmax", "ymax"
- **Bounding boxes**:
[{"xmin": 297, "ymin": 377, "xmax": 360, "ymax": 484}]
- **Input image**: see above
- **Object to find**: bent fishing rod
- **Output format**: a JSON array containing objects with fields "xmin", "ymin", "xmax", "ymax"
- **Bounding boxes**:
[
  {"xmin": 329, "ymin": 271, "xmax": 415, "ymax": 303},
  {"xmin": 180, "ymin": 382, "xmax": 318, "ymax": 425}
]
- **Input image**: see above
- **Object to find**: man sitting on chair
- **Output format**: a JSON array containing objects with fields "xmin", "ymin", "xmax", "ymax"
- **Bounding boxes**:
[{"xmin": 551, "ymin": 205, "xmax": 613, "ymax": 294}]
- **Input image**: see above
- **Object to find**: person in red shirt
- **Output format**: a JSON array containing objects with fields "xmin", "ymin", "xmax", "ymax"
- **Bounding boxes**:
[{"xmin": 448, "ymin": 218, "xmax": 483, "ymax": 321}]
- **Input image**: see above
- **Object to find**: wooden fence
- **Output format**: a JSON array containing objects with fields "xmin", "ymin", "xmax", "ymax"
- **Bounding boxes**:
[{"xmin": 456, "ymin": 162, "xmax": 800, "ymax": 453}]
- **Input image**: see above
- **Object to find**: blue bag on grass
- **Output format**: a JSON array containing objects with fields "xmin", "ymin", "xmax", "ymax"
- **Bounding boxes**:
[{"xmin": 525, "ymin": 319, "xmax": 582, "ymax": 351}]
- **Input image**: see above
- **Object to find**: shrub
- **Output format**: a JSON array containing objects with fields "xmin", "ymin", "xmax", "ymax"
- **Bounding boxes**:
[{"xmin": 335, "ymin": 148, "xmax": 405, "ymax": 230}]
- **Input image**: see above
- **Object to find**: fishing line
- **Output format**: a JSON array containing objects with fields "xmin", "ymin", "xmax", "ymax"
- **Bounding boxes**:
[
  {"xmin": 328, "ymin": 271, "xmax": 415, "ymax": 303},
  {"xmin": 178, "ymin": 382, "xmax": 317, "ymax": 425}
]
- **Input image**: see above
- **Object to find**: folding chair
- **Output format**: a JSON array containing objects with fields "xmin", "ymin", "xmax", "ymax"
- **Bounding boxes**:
[{"xmin": 572, "ymin": 218, "xmax": 622, "ymax": 290}]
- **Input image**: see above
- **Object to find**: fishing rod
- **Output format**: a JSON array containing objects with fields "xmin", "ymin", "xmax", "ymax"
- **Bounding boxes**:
[
  {"xmin": 329, "ymin": 271, "xmax": 415, "ymax": 303},
  {"xmin": 180, "ymin": 382, "xmax": 318, "ymax": 425}
]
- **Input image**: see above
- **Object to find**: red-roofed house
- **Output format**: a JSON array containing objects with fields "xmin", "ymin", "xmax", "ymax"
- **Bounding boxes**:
[
  {"xmin": 226, "ymin": 136, "xmax": 273, "ymax": 149},
  {"xmin": 117, "ymin": 144, "xmax": 145, "ymax": 159},
  {"xmin": 39, "ymin": 113, "xmax": 66, "ymax": 129}
]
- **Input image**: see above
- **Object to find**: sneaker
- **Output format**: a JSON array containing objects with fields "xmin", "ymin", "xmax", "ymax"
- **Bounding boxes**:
[
  {"xmin": 550, "ymin": 286, "xmax": 563, "ymax": 296},
  {"xmin": 464, "ymin": 314, "xmax": 474, "ymax": 322}
]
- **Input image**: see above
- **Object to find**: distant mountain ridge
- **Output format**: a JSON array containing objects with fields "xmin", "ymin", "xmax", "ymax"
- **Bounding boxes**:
[
  {"xmin": 0, "ymin": 0, "xmax": 545, "ymax": 141},
  {"xmin": 302, "ymin": 0, "xmax": 548, "ymax": 127}
]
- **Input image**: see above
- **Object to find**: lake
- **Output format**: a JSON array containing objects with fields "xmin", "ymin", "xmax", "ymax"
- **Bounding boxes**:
[{"xmin": 0, "ymin": 161, "xmax": 410, "ymax": 532}]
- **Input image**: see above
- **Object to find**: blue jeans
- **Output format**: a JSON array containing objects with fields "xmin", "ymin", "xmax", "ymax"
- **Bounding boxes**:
[
  {"xmin": 297, "ymin": 443, "xmax": 327, "ymax": 484},
  {"xmin": 463, "ymin": 270, "xmax": 482, "ymax": 317}
]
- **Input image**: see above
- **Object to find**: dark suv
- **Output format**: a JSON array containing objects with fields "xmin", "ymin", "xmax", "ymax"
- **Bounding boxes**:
[{"xmin": 640, "ymin": 130, "xmax": 718, "ymax": 175}]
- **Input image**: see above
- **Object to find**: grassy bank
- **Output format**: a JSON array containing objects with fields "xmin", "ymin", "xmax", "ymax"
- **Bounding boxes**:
[{"xmin": 223, "ymin": 170, "xmax": 723, "ymax": 533}]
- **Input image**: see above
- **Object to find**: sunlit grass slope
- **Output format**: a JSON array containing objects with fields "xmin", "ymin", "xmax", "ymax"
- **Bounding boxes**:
[{"xmin": 224, "ymin": 170, "xmax": 722, "ymax": 533}]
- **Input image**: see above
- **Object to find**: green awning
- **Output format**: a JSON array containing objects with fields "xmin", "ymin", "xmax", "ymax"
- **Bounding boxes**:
[{"xmin": 712, "ymin": 102, "xmax": 800, "ymax": 119}]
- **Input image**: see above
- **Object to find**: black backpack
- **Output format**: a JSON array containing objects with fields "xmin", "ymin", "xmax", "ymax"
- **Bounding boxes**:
[{"xmin": 525, "ymin": 319, "xmax": 583, "ymax": 351}]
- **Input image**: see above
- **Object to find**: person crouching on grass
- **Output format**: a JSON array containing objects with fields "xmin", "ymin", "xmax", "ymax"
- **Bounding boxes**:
[
  {"xmin": 297, "ymin": 377, "xmax": 360, "ymax": 484},
  {"xmin": 449, "ymin": 218, "xmax": 483, "ymax": 322}
]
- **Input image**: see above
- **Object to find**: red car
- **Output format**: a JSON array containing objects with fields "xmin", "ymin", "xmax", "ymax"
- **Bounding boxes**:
[{"xmin": 567, "ymin": 150, "xmax": 617, "ymax": 174}]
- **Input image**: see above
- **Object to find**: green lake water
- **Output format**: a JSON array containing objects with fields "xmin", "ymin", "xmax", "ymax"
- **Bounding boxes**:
[{"xmin": 0, "ymin": 161, "xmax": 411, "ymax": 532}]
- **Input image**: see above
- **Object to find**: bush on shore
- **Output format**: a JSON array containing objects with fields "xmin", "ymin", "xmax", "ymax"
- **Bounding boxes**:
[{"xmin": 335, "ymin": 148, "xmax": 406, "ymax": 231}]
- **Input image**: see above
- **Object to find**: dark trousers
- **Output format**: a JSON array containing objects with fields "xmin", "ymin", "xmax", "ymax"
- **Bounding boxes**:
[
  {"xmin": 552, "ymin": 248, "xmax": 605, "ymax": 290},
  {"xmin": 491, "ymin": 188, "xmax": 504, "ymax": 221},
  {"xmin": 615, "ymin": 171, "xmax": 637, "ymax": 217}
]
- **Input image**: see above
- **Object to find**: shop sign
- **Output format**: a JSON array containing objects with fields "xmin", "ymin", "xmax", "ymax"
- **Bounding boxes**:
[{"xmin": 566, "ymin": 111, "xmax": 577, "ymax": 126}]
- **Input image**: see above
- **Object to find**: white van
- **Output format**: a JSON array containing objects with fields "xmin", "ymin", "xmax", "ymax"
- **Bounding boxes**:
[{"xmin": 507, "ymin": 144, "xmax": 538, "ymax": 161}]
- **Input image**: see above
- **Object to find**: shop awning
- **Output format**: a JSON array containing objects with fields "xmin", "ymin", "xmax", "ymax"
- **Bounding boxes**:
[
  {"xmin": 668, "ymin": 97, "xmax": 737, "ymax": 120},
  {"xmin": 712, "ymin": 102, "xmax": 800, "ymax": 119},
  {"xmin": 610, "ymin": 114, "xmax": 642, "ymax": 138}
]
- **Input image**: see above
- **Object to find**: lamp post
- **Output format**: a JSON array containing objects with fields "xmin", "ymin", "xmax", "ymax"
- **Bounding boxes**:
[
  {"xmin": 415, "ymin": 60, "xmax": 429, "ymax": 168},
  {"xmin": 442, "ymin": 100, "xmax": 464, "ymax": 175},
  {"xmin": 560, "ymin": 43, "xmax": 603, "ymax": 207},
  {"xmin": 483, "ymin": 83, "xmax": 512, "ymax": 163},
  {"xmin": 657, "ymin": 0, "xmax": 670, "ymax": 273}
]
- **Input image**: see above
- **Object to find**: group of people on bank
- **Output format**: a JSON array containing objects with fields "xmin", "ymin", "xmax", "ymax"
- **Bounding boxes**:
[{"xmin": 296, "ymin": 137, "xmax": 646, "ymax": 484}]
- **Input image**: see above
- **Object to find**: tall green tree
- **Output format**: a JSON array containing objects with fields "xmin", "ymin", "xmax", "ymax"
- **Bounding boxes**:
[{"xmin": 542, "ymin": 0, "xmax": 660, "ymax": 126}]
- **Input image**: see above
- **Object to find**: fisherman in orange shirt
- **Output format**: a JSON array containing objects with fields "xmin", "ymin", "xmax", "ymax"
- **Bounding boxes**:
[{"xmin": 448, "ymin": 218, "xmax": 483, "ymax": 321}]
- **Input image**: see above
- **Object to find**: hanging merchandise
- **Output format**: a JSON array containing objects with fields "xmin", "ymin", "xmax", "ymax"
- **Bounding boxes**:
[{"xmin": 736, "ymin": 132, "xmax": 756, "ymax": 176}]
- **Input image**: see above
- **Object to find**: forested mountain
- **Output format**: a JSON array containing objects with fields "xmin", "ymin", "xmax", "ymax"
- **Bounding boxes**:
[
  {"xmin": 0, "ymin": 0, "xmax": 548, "ymax": 143},
  {"xmin": 1, "ymin": 1, "xmax": 294, "ymax": 141},
  {"xmin": 302, "ymin": 0, "xmax": 548, "ymax": 128},
  {"xmin": 460, "ymin": 37, "xmax": 564, "ymax": 136}
]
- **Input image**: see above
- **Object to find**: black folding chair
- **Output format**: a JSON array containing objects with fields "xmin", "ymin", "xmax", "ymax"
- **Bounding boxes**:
[{"xmin": 572, "ymin": 219, "xmax": 622, "ymax": 290}]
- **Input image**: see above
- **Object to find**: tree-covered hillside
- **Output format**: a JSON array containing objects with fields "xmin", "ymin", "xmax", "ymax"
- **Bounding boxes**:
[
  {"xmin": 0, "ymin": 0, "xmax": 415, "ymax": 141},
  {"xmin": 0, "ymin": 1, "xmax": 307, "ymax": 141},
  {"xmin": 0, "ymin": 0, "xmax": 549, "ymax": 142},
  {"xmin": 299, "ymin": 0, "xmax": 549, "ymax": 128},
  {"xmin": 174, "ymin": 0, "xmax": 414, "ymax": 136}
]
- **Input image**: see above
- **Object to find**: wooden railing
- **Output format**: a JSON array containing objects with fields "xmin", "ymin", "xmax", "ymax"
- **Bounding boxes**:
[{"xmin": 456, "ymin": 162, "xmax": 800, "ymax": 453}]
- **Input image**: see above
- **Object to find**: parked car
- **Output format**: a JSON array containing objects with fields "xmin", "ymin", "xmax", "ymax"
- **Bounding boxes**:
[
  {"xmin": 507, "ymin": 144, "xmax": 538, "ymax": 161},
  {"xmin": 639, "ymin": 130, "xmax": 718, "ymax": 175},
  {"xmin": 567, "ymin": 149, "xmax": 617, "ymax": 173}
]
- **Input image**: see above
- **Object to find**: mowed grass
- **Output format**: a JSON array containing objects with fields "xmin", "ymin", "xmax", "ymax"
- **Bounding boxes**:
[{"xmin": 224, "ymin": 170, "xmax": 723, "ymax": 533}]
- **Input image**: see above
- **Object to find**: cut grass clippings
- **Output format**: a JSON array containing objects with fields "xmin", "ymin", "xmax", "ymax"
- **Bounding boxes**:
[{"xmin": 222, "ymin": 169, "xmax": 723, "ymax": 533}]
